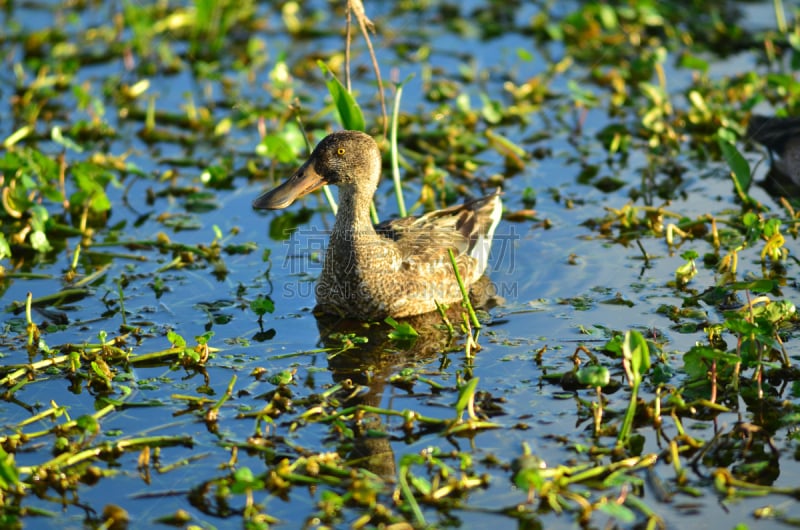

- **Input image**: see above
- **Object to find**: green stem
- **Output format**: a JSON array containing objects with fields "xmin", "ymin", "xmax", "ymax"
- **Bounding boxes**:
[
  {"xmin": 9, "ymin": 288, "xmax": 91, "ymax": 313},
  {"xmin": 117, "ymin": 280, "xmax": 127, "ymax": 327},
  {"xmin": 391, "ymin": 83, "xmax": 407, "ymax": 217},
  {"xmin": 322, "ymin": 185, "xmax": 338, "ymax": 215},
  {"xmin": 210, "ymin": 375, "xmax": 237, "ymax": 414},
  {"xmin": 617, "ymin": 382, "xmax": 639, "ymax": 444},
  {"xmin": 369, "ymin": 201, "xmax": 379, "ymax": 225},
  {"xmin": 399, "ymin": 464, "xmax": 426, "ymax": 526},
  {"xmin": 70, "ymin": 243, "xmax": 81, "ymax": 271},
  {"xmin": 129, "ymin": 346, "xmax": 214, "ymax": 365},
  {"xmin": 774, "ymin": 0, "xmax": 787, "ymax": 33},
  {"xmin": 23, "ymin": 434, "xmax": 194, "ymax": 475},
  {"xmin": 25, "ymin": 292, "xmax": 33, "ymax": 339},
  {"xmin": 447, "ymin": 248, "xmax": 480, "ymax": 329},
  {"xmin": 434, "ymin": 300, "xmax": 455, "ymax": 334}
]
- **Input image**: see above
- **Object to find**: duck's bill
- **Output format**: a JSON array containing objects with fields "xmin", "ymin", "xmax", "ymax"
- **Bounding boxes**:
[{"xmin": 252, "ymin": 160, "xmax": 328, "ymax": 210}]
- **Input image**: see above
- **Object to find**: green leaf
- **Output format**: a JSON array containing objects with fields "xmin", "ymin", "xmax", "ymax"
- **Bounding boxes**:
[
  {"xmin": 742, "ymin": 211, "xmax": 759, "ymax": 228},
  {"xmin": 454, "ymin": 377, "xmax": 480, "ymax": 420},
  {"xmin": 597, "ymin": 4, "xmax": 619, "ymax": 29},
  {"xmin": 623, "ymin": 330, "xmax": 650, "ymax": 383},
  {"xmin": 167, "ymin": 330, "xmax": 187, "ymax": 348},
  {"xmin": 75, "ymin": 414, "xmax": 100, "ymax": 434},
  {"xmin": 678, "ymin": 52, "xmax": 709, "ymax": 72},
  {"xmin": 256, "ymin": 134, "xmax": 297, "ymax": 163},
  {"xmin": 480, "ymin": 93, "xmax": 503, "ymax": 124},
  {"xmin": 675, "ymin": 260, "xmax": 696, "ymax": 285},
  {"xmin": 718, "ymin": 137, "xmax": 752, "ymax": 197},
  {"xmin": 409, "ymin": 474, "xmax": 432, "ymax": 495},
  {"xmin": 597, "ymin": 500, "xmax": 636, "ymax": 522},
  {"xmin": 250, "ymin": 296, "xmax": 275, "ymax": 316},
  {"xmin": 575, "ymin": 365, "xmax": 611, "ymax": 387},
  {"xmin": 385, "ymin": 316, "xmax": 419, "ymax": 340},
  {"xmin": 729, "ymin": 279, "xmax": 776, "ymax": 293},
  {"xmin": 269, "ymin": 370, "xmax": 294, "ymax": 386},
  {"xmin": 29, "ymin": 229, "xmax": 52, "ymax": 253},
  {"xmin": 29, "ymin": 205, "xmax": 50, "ymax": 232},
  {"xmin": 512, "ymin": 460, "xmax": 546, "ymax": 492},
  {"xmin": 602, "ymin": 334, "xmax": 624, "ymax": 357},
  {"xmin": 318, "ymin": 61, "xmax": 365, "ymax": 131},
  {"xmin": 516, "ymin": 48, "xmax": 533, "ymax": 61},
  {"xmin": 724, "ymin": 317, "xmax": 757, "ymax": 336},
  {"xmin": 195, "ymin": 331, "xmax": 214, "ymax": 345},
  {"xmin": 233, "ymin": 466, "xmax": 255, "ymax": 483},
  {"xmin": 71, "ymin": 162, "xmax": 113, "ymax": 213},
  {"xmin": 0, "ymin": 448, "xmax": 20, "ymax": 491},
  {"xmin": 684, "ymin": 345, "xmax": 740, "ymax": 378},
  {"xmin": 51, "ymin": 126, "xmax": 84, "ymax": 153},
  {"xmin": 486, "ymin": 129, "xmax": 526, "ymax": 158},
  {"xmin": 200, "ymin": 165, "xmax": 232, "ymax": 188},
  {"xmin": 230, "ymin": 466, "xmax": 264, "ymax": 493}
]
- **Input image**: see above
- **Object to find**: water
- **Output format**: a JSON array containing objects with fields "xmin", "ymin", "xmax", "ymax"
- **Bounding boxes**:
[{"xmin": 2, "ymin": 1, "xmax": 799, "ymax": 528}]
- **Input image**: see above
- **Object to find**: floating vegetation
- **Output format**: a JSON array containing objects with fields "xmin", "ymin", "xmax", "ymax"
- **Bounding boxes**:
[{"xmin": 1, "ymin": 1, "xmax": 800, "ymax": 528}]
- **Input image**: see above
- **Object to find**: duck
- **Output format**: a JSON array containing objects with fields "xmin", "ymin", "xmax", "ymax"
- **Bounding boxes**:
[
  {"xmin": 748, "ymin": 114, "xmax": 800, "ymax": 185},
  {"xmin": 252, "ymin": 130, "xmax": 503, "ymax": 320}
]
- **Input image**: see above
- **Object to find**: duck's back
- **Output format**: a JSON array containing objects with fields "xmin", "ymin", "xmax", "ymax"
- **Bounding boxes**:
[{"xmin": 315, "ymin": 191, "xmax": 502, "ymax": 319}]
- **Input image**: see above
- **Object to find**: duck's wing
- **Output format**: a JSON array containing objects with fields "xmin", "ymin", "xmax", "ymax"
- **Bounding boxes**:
[
  {"xmin": 376, "ymin": 190, "xmax": 502, "ymax": 274},
  {"xmin": 748, "ymin": 115, "xmax": 800, "ymax": 155}
]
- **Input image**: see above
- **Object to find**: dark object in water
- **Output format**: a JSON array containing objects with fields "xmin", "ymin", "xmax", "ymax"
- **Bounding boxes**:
[{"xmin": 748, "ymin": 115, "xmax": 800, "ymax": 187}]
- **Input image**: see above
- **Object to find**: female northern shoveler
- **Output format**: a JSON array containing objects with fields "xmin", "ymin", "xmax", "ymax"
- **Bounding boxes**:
[{"xmin": 253, "ymin": 130, "xmax": 503, "ymax": 320}]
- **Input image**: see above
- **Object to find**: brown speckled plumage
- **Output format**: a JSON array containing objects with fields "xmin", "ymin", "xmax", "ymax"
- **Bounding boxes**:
[{"xmin": 253, "ymin": 130, "xmax": 502, "ymax": 320}]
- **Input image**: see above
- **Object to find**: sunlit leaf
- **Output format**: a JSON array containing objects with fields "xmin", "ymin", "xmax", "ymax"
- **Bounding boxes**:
[
  {"xmin": 51, "ymin": 126, "xmax": 84, "ymax": 153},
  {"xmin": 729, "ymin": 279, "xmax": 776, "ymax": 293},
  {"xmin": 257, "ymin": 134, "xmax": 297, "ymax": 163},
  {"xmin": 76, "ymin": 414, "xmax": 100, "ymax": 434},
  {"xmin": 679, "ymin": 53, "xmax": 709, "ymax": 72},
  {"xmin": 623, "ymin": 330, "xmax": 650, "ymax": 382},
  {"xmin": 454, "ymin": 377, "xmax": 480, "ymax": 420},
  {"xmin": 0, "ymin": 233, "xmax": 10, "ymax": 260},
  {"xmin": 576, "ymin": 365, "xmax": 611, "ymax": 387},
  {"xmin": 230, "ymin": 466, "xmax": 264, "ymax": 493},
  {"xmin": 318, "ymin": 61, "xmax": 365, "ymax": 131},
  {"xmin": 196, "ymin": 331, "xmax": 214, "ymax": 345},
  {"xmin": 3, "ymin": 125, "xmax": 31, "ymax": 148},
  {"xmin": 385, "ymin": 316, "xmax": 419, "ymax": 340},
  {"xmin": 598, "ymin": 500, "xmax": 636, "ymax": 522},
  {"xmin": 0, "ymin": 447, "xmax": 21, "ymax": 490},
  {"xmin": 269, "ymin": 370, "xmax": 294, "ymax": 386},
  {"xmin": 168, "ymin": 330, "xmax": 187, "ymax": 348},
  {"xmin": 250, "ymin": 296, "xmax": 275, "ymax": 316},
  {"xmin": 480, "ymin": 93, "xmax": 503, "ymax": 123}
]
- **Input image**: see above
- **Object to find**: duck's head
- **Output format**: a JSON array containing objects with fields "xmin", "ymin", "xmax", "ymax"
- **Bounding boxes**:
[{"xmin": 252, "ymin": 130, "xmax": 381, "ymax": 210}]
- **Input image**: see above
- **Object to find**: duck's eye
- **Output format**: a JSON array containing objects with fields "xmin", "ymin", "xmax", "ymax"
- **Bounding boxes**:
[{"xmin": 337, "ymin": 148, "xmax": 346, "ymax": 156}]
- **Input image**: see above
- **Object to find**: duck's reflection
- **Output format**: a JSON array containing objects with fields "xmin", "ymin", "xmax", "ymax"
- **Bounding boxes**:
[{"xmin": 315, "ymin": 277, "xmax": 500, "ymax": 478}]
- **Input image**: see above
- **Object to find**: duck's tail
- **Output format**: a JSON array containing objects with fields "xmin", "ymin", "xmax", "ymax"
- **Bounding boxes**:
[{"xmin": 469, "ymin": 189, "xmax": 503, "ymax": 276}]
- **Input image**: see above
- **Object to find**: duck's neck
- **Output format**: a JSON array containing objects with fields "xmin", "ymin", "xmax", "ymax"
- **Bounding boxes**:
[{"xmin": 332, "ymin": 183, "xmax": 376, "ymax": 240}]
